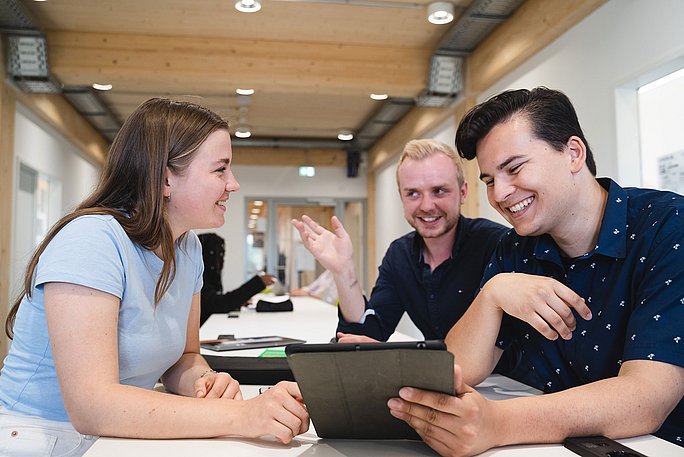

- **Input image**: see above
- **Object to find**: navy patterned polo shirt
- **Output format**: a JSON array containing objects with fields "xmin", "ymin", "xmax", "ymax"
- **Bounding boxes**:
[{"xmin": 484, "ymin": 178, "xmax": 684, "ymax": 446}]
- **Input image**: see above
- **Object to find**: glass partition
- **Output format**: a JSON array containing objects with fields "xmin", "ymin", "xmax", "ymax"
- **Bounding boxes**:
[{"xmin": 245, "ymin": 198, "xmax": 366, "ymax": 291}]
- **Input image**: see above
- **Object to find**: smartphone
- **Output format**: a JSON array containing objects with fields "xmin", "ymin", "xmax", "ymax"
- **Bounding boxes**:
[{"xmin": 563, "ymin": 436, "xmax": 647, "ymax": 457}]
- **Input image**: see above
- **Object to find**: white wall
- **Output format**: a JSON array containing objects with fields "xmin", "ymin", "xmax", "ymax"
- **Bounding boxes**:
[
  {"xmin": 213, "ymin": 164, "xmax": 367, "ymax": 290},
  {"xmin": 11, "ymin": 104, "xmax": 101, "ymax": 298},
  {"xmin": 465, "ymin": 0, "xmax": 684, "ymax": 224},
  {"xmin": 14, "ymin": 105, "xmax": 100, "ymax": 213}
]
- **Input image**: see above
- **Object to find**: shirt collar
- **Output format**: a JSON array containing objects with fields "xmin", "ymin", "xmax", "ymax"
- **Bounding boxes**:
[
  {"xmin": 412, "ymin": 215, "xmax": 465, "ymax": 262},
  {"xmin": 533, "ymin": 178, "xmax": 627, "ymax": 263}
]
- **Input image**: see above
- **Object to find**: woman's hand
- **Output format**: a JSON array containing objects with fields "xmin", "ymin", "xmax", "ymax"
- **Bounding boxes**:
[
  {"xmin": 194, "ymin": 371, "xmax": 243, "ymax": 400},
  {"xmin": 239, "ymin": 381, "xmax": 310, "ymax": 444}
]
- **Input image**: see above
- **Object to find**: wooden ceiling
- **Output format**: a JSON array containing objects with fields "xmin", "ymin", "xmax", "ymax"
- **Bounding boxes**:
[
  {"xmin": 19, "ymin": 0, "xmax": 476, "ymax": 143},
  {"xmin": 8, "ymin": 0, "xmax": 607, "ymax": 165}
]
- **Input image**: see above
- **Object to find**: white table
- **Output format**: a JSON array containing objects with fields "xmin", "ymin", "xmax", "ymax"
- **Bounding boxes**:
[
  {"xmin": 84, "ymin": 295, "xmax": 683, "ymax": 456},
  {"xmin": 199, "ymin": 294, "xmax": 418, "ymax": 358},
  {"xmin": 199, "ymin": 294, "xmax": 342, "ymax": 357},
  {"xmin": 83, "ymin": 375, "xmax": 682, "ymax": 456}
]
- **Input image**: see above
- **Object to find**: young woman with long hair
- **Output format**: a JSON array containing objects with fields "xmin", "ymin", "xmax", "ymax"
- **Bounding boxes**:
[{"xmin": 0, "ymin": 98, "xmax": 308, "ymax": 456}]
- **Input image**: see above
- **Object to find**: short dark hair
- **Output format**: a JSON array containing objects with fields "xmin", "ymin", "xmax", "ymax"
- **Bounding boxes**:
[{"xmin": 455, "ymin": 87, "xmax": 596, "ymax": 175}]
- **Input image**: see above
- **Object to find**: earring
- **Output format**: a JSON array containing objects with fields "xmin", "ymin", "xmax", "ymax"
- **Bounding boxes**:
[{"xmin": 165, "ymin": 194, "xmax": 171, "ymax": 202}]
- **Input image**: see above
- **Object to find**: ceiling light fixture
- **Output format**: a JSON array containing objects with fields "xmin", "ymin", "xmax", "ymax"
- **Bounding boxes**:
[
  {"xmin": 235, "ymin": 0, "xmax": 261, "ymax": 13},
  {"xmin": 370, "ymin": 93, "xmax": 388, "ymax": 100},
  {"xmin": 234, "ymin": 126, "xmax": 252, "ymax": 138},
  {"xmin": 92, "ymin": 83, "xmax": 113, "ymax": 91},
  {"xmin": 337, "ymin": 129, "xmax": 354, "ymax": 141},
  {"xmin": 236, "ymin": 88, "xmax": 255, "ymax": 95},
  {"xmin": 299, "ymin": 166, "xmax": 316, "ymax": 178},
  {"xmin": 427, "ymin": 1, "xmax": 454, "ymax": 25}
]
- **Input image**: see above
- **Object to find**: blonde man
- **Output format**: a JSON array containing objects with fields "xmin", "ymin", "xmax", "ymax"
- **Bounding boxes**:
[{"xmin": 292, "ymin": 139, "xmax": 506, "ymax": 342}]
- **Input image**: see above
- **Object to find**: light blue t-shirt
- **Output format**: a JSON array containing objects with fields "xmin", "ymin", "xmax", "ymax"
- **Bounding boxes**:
[{"xmin": 0, "ymin": 215, "xmax": 203, "ymax": 421}]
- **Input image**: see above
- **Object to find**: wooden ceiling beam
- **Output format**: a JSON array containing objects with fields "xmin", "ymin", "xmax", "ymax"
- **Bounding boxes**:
[
  {"xmin": 45, "ymin": 31, "xmax": 429, "ymax": 97},
  {"xmin": 232, "ymin": 147, "xmax": 347, "ymax": 167}
]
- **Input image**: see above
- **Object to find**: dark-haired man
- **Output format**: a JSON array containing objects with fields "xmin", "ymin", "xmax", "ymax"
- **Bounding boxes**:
[{"xmin": 388, "ymin": 87, "xmax": 684, "ymax": 455}]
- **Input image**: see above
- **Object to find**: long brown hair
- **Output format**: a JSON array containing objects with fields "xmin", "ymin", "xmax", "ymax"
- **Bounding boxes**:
[{"xmin": 5, "ymin": 98, "xmax": 229, "ymax": 338}]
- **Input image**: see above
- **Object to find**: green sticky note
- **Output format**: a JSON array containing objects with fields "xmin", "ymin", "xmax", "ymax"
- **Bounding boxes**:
[{"xmin": 259, "ymin": 348, "xmax": 287, "ymax": 358}]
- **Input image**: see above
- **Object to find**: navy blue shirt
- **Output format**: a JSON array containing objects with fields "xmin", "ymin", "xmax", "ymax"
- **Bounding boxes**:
[
  {"xmin": 338, "ymin": 216, "xmax": 507, "ymax": 341},
  {"xmin": 485, "ymin": 178, "xmax": 684, "ymax": 446}
]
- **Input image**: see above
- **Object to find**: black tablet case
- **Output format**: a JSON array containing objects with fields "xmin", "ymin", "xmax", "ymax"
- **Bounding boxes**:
[
  {"xmin": 204, "ymin": 355, "xmax": 294, "ymax": 385},
  {"xmin": 286, "ymin": 342, "xmax": 454, "ymax": 440}
]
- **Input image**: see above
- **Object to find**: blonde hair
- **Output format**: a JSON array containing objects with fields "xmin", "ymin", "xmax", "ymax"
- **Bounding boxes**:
[{"xmin": 396, "ymin": 139, "xmax": 465, "ymax": 188}]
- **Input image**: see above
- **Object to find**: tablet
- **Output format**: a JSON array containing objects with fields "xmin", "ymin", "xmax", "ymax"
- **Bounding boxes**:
[
  {"xmin": 200, "ymin": 335, "xmax": 305, "ymax": 352},
  {"xmin": 286, "ymin": 340, "xmax": 454, "ymax": 440}
]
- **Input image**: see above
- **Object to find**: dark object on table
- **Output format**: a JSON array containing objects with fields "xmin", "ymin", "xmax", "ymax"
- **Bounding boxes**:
[
  {"xmin": 204, "ymin": 355, "xmax": 295, "ymax": 384},
  {"xmin": 256, "ymin": 298, "xmax": 294, "ymax": 312},
  {"xmin": 200, "ymin": 335, "xmax": 304, "ymax": 352},
  {"xmin": 563, "ymin": 436, "xmax": 647, "ymax": 457}
]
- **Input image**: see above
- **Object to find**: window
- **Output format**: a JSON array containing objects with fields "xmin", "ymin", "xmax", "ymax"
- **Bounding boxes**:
[{"xmin": 638, "ymin": 67, "xmax": 684, "ymax": 193}]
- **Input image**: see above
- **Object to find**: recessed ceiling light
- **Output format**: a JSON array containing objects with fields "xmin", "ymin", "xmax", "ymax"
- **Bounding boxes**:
[
  {"xmin": 370, "ymin": 93, "xmax": 388, "ymax": 100},
  {"xmin": 92, "ymin": 83, "xmax": 113, "ymax": 91},
  {"xmin": 337, "ymin": 130, "xmax": 354, "ymax": 141},
  {"xmin": 236, "ymin": 88, "xmax": 255, "ymax": 95},
  {"xmin": 299, "ymin": 166, "xmax": 316, "ymax": 177},
  {"xmin": 235, "ymin": 0, "xmax": 261, "ymax": 13},
  {"xmin": 427, "ymin": 1, "xmax": 454, "ymax": 25},
  {"xmin": 234, "ymin": 127, "xmax": 252, "ymax": 138}
]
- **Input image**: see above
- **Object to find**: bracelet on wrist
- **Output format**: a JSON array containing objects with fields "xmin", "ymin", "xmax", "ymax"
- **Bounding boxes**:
[{"xmin": 199, "ymin": 368, "xmax": 217, "ymax": 378}]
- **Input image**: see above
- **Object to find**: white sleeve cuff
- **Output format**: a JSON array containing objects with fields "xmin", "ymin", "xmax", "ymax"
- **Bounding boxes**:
[{"xmin": 357, "ymin": 308, "xmax": 376, "ymax": 324}]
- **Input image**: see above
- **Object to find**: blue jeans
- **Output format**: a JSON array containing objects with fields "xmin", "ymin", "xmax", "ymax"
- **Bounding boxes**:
[{"xmin": 0, "ymin": 406, "xmax": 98, "ymax": 456}]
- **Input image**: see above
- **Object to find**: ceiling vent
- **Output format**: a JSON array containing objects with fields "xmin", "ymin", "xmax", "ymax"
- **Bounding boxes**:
[
  {"xmin": 416, "ymin": 55, "xmax": 463, "ymax": 108},
  {"xmin": 62, "ymin": 87, "xmax": 122, "ymax": 142},
  {"xmin": 355, "ymin": 98, "xmax": 415, "ymax": 150},
  {"xmin": 436, "ymin": 0, "xmax": 525, "ymax": 55},
  {"xmin": 0, "ymin": 0, "xmax": 38, "ymax": 34},
  {"xmin": 1, "ymin": 1, "xmax": 119, "ymax": 141},
  {"xmin": 5, "ymin": 34, "xmax": 61, "ymax": 93},
  {"xmin": 416, "ymin": 0, "xmax": 524, "ymax": 108}
]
